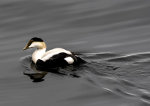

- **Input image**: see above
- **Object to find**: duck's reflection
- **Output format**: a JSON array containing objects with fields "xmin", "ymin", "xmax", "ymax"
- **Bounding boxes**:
[{"xmin": 24, "ymin": 62, "xmax": 48, "ymax": 82}]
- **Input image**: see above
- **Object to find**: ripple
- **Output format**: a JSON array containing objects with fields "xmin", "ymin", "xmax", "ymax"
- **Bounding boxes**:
[{"xmin": 107, "ymin": 52, "xmax": 150, "ymax": 63}]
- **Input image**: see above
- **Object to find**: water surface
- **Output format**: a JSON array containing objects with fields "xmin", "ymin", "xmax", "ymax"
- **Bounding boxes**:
[{"xmin": 0, "ymin": 0, "xmax": 150, "ymax": 106}]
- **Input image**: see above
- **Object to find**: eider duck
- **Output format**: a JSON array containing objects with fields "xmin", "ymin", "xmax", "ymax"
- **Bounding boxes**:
[{"xmin": 23, "ymin": 37, "xmax": 85, "ymax": 70}]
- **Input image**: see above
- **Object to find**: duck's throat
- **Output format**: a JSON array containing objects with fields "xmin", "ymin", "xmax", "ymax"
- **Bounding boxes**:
[{"xmin": 32, "ymin": 48, "xmax": 46, "ymax": 63}]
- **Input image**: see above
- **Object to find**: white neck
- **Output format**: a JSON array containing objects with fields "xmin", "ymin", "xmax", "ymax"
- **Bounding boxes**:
[{"xmin": 32, "ymin": 48, "xmax": 46, "ymax": 63}]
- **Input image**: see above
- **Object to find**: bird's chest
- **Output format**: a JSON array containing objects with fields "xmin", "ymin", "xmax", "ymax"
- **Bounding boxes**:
[{"xmin": 32, "ymin": 49, "xmax": 45, "ymax": 63}]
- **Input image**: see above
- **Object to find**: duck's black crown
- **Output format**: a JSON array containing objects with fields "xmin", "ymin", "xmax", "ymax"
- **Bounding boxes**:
[{"xmin": 31, "ymin": 37, "xmax": 43, "ymax": 42}]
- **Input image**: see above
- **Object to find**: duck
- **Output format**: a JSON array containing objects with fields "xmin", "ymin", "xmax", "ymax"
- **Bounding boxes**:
[{"xmin": 23, "ymin": 37, "xmax": 85, "ymax": 70}]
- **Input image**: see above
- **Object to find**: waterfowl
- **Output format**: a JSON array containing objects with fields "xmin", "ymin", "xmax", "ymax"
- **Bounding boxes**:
[{"xmin": 23, "ymin": 37, "xmax": 85, "ymax": 70}]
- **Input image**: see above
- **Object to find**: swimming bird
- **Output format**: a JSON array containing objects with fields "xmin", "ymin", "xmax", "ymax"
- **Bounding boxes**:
[{"xmin": 23, "ymin": 37, "xmax": 85, "ymax": 70}]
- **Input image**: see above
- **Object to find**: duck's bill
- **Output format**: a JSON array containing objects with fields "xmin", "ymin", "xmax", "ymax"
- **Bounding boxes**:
[
  {"xmin": 23, "ymin": 45, "xmax": 29, "ymax": 50},
  {"xmin": 23, "ymin": 40, "xmax": 33, "ymax": 50}
]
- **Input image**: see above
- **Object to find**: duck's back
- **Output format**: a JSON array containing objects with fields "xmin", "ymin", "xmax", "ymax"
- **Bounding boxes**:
[{"xmin": 41, "ymin": 48, "xmax": 72, "ymax": 62}]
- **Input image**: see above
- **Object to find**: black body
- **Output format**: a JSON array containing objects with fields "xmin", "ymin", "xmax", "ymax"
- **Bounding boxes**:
[{"xmin": 35, "ymin": 53, "xmax": 86, "ymax": 70}]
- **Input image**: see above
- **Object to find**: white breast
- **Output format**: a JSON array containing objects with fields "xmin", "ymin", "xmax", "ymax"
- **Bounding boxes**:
[
  {"xmin": 32, "ymin": 48, "xmax": 46, "ymax": 63},
  {"xmin": 41, "ymin": 48, "xmax": 72, "ymax": 62}
]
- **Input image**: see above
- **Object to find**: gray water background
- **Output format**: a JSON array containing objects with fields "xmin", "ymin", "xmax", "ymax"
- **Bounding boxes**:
[{"xmin": 1, "ymin": 0, "xmax": 150, "ymax": 106}]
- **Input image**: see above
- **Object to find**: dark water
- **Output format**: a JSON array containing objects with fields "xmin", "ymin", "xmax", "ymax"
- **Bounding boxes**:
[{"xmin": 1, "ymin": 0, "xmax": 150, "ymax": 106}]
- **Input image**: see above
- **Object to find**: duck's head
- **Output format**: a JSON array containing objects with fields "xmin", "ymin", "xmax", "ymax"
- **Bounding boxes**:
[{"xmin": 23, "ymin": 37, "xmax": 46, "ymax": 50}]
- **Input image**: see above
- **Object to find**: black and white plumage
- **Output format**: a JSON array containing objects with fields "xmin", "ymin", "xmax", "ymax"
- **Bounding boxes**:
[{"xmin": 23, "ymin": 37, "xmax": 85, "ymax": 70}]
